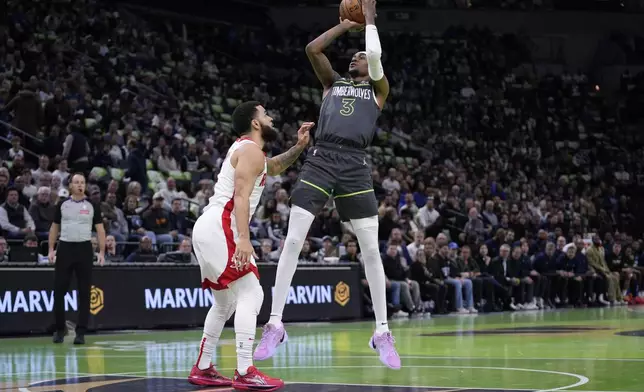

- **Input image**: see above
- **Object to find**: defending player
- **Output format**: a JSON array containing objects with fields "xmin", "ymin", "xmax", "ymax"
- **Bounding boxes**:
[
  {"xmin": 255, "ymin": 0, "xmax": 401, "ymax": 370},
  {"xmin": 188, "ymin": 100, "xmax": 314, "ymax": 390}
]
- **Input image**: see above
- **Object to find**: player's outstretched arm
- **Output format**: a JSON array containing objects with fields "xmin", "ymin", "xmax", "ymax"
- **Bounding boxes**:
[
  {"xmin": 306, "ymin": 21, "xmax": 361, "ymax": 93},
  {"xmin": 267, "ymin": 122, "xmax": 314, "ymax": 176},
  {"xmin": 233, "ymin": 147, "xmax": 266, "ymax": 240},
  {"xmin": 363, "ymin": 0, "xmax": 389, "ymax": 109}
]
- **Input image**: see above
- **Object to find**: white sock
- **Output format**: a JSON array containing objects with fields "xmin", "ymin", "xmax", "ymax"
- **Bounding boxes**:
[
  {"xmin": 197, "ymin": 290, "xmax": 235, "ymax": 370},
  {"xmin": 231, "ymin": 274, "xmax": 265, "ymax": 375},
  {"xmin": 269, "ymin": 206, "xmax": 315, "ymax": 325},
  {"xmin": 351, "ymin": 216, "xmax": 389, "ymax": 334}
]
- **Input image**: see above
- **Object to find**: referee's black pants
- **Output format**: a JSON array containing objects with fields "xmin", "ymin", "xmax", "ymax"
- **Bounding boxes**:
[{"xmin": 54, "ymin": 241, "xmax": 94, "ymax": 334}]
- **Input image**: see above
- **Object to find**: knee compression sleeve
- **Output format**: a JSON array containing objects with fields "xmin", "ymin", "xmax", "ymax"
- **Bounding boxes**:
[
  {"xmin": 269, "ymin": 206, "xmax": 315, "ymax": 324},
  {"xmin": 231, "ymin": 274, "xmax": 264, "ymax": 374},
  {"xmin": 350, "ymin": 215, "xmax": 389, "ymax": 333}
]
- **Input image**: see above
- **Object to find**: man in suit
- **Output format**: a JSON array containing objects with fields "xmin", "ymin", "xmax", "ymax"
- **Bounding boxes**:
[
  {"xmin": 489, "ymin": 244, "xmax": 523, "ymax": 310},
  {"xmin": 587, "ymin": 235, "xmax": 623, "ymax": 305}
]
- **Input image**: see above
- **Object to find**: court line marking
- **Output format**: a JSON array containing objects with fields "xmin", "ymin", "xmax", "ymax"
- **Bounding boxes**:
[
  {"xmin": 63, "ymin": 365, "xmax": 587, "ymax": 391},
  {"xmin": 4, "ymin": 372, "xmax": 632, "ymax": 392},
  {"xmin": 34, "ymin": 353, "xmax": 644, "ymax": 362}
]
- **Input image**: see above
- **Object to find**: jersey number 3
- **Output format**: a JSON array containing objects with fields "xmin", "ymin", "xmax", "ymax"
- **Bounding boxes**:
[{"xmin": 340, "ymin": 98, "xmax": 356, "ymax": 116}]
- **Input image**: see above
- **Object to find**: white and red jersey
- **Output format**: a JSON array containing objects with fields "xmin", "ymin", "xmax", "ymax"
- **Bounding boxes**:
[{"xmin": 204, "ymin": 137, "xmax": 267, "ymax": 217}]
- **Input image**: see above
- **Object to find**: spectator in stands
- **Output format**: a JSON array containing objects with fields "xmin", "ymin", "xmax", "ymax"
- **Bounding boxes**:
[
  {"xmin": 29, "ymin": 186, "xmax": 55, "ymax": 237},
  {"xmin": 382, "ymin": 168, "xmax": 400, "ymax": 192},
  {"xmin": 124, "ymin": 236, "xmax": 158, "ymax": 263},
  {"xmin": 158, "ymin": 238, "xmax": 197, "ymax": 263},
  {"xmin": 4, "ymin": 87, "xmax": 42, "ymax": 137},
  {"xmin": 259, "ymin": 239, "xmax": 280, "ymax": 263},
  {"xmin": 63, "ymin": 123, "xmax": 91, "ymax": 174},
  {"xmin": 181, "ymin": 144, "xmax": 199, "ymax": 172},
  {"xmin": 104, "ymin": 235, "xmax": 122, "ymax": 263},
  {"xmin": 0, "ymin": 236, "xmax": 8, "ymax": 263},
  {"xmin": 317, "ymin": 236, "xmax": 339, "ymax": 261},
  {"xmin": 31, "ymin": 155, "xmax": 50, "ymax": 185},
  {"xmin": 266, "ymin": 211, "xmax": 286, "ymax": 248},
  {"xmin": 101, "ymin": 192, "xmax": 128, "ymax": 243},
  {"xmin": 9, "ymin": 156, "xmax": 25, "ymax": 182},
  {"xmin": 382, "ymin": 243, "xmax": 423, "ymax": 314},
  {"xmin": 559, "ymin": 244, "xmax": 585, "ymax": 306},
  {"xmin": 38, "ymin": 172, "xmax": 52, "ymax": 189},
  {"xmin": 339, "ymin": 239, "xmax": 360, "ymax": 262},
  {"xmin": 406, "ymin": 231, "xmax": 424, "ymax": 262},
  {"xmin": 52, "ymin": 160, "xmax": 69, "ymax": 185},
  {"xmin": 0, "ymin": 187, "xmax": 35, "ymax": 239},
  {"xmin": 512, "ymin": 246, "xmax": 536, "ymax": 309},
  {"xmin": 587, "ymin": 235, "xmax": 623, "ymax": 305},
  {"xmin": 490, "ymin": 244, "xmax": 522, "ymax": 310},
  {"xmin": 298, "ymin": 239, "xmax": 316, "ymax": 263},
  {"xmin": 126, "ymin": 140, "xmax": 148, "ymax": 192},
  {"xmin": 433, "ymin": 243, "xmax": 477, "ymax": 314},
  {"xmin": 21, "ymin": 171, "xmax": 37, "ymax": 200},
  {"xmin": 169, "ymin": 198, "xmax": 190, "ymax": 236},
  {"xmin": 0, "ymin": 173, "xmax": 8, "ymax": 202},
  {"xmin": 157, "ymin": 145, "xmax": 179, "ymax": 174},
  {"xmin": 13, "ymin": 176, "xmax": 31, "ymax": 206},
  {"xmin": 409, "ymin": 244, "xmax": 446, "ymax": 314},
  {"xmin": 533, "ymin": 242, "xmax": 557, "ymax": 308},
  {"xmin": 456, "ymin": 245, "xmax": 495, "ymax": 311},
  {"xmin": 24, "ymin": 234, "xmax": 47, "ymax": 264},
  {"xmin": 142, "ymin": 193, "xmax": 175, "ymax": 247},
  {"xmin": 463, "ymin": 207, "xmax": 486, "ymax": 240},
  {"xmin": 8, "ymin": 136, "xmax": 23, "ymax": 160},
  {"xmin": 416, "ymin": 197, "xmax": 440, "ymax": 233}
]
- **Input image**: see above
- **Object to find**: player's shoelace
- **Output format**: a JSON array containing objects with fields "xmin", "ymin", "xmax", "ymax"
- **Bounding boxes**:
[
  {"xmin": 375, "ymin": 332, "xmax": 397, "ymax": 350},
  {"xmin": 259, "ymin": 325, "xmax": 280, "ymax": 346}
]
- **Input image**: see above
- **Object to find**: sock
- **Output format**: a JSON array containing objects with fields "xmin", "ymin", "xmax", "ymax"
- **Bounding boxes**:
[
  {"xmin": 197, "ymin": 290, "xmax": 235, "ymax": 370},
  {"xmin": 351, "ymin": 216, "xmax": 389, "ymax": 334},
  {"xmin": 269, "ymin": 206, "xmax": 315, "ymax": 325},
  {"xmin": 232, "ymin": 274, "xmax": 265, "ymax": 375}
]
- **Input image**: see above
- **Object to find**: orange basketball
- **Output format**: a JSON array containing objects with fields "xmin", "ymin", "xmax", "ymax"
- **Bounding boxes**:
[{"xmin": 339, "ymin": 0, "xmax": 365, "ymax": 24}]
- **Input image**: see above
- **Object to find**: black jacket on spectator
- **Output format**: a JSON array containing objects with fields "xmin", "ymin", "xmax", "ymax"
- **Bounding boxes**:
[
  {"xmin": 430, "ymin": 255, "xmax": 461, "ymax": 279},
  {"xmin": 170, "ymin": 210, "xmax": 189, "ymax": 235},
  {"xmin": 409, "ymin": 261, "xmax": 436, "ymax": 285},
  {"xmin": 127, "ymin": 147, "xmax": 148, "ymax": 192},
  {"xmin": 142, "ymin": 207, "xmax": 171, "ymax": 235},
  {"xmin": 533, "ymin": 252, "xmax": 559, "ymax": 274},
  {"xmin": 605, "ymin": 251, "xmax": 625, "ymax": 272},
  {"xmin": 28, "ymin": 202, "xmax": 55, "ymax": 232},
  {"xmin": 382, "ymin": 252, "xmax": 407, "ymax": 281},
  {"xmin": 490, "ymin": 256, "xmax": 522, "ymax": 282},
  {"xmin": 3, "ymin": 203, "xmax": 26, "ymax": 229}
]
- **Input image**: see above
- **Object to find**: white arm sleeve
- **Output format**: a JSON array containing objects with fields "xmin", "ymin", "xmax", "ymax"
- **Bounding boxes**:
[{"xmin": 365, "ymin": 25, "xmax": 384, "ymax": 81}]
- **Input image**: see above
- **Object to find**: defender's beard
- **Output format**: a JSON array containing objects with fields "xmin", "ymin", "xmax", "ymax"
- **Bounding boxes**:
[{"xmin": 261, "ymin": 124, "xmax": 278, "ymax": 143}]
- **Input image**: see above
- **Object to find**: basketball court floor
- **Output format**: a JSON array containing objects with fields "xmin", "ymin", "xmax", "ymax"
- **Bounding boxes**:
[{"xmin": 1, "ymin": 307, "xmax": 642, "ymax": 391}]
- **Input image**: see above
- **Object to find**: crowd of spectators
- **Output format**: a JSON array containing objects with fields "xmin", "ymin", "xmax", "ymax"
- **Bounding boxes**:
[{"xmin": 1, "ymin": 0, "xmax": 643, "ymax": 317}]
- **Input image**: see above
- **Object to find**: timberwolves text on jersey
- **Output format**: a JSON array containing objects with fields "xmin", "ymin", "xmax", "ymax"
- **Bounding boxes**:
[{"xmin": 316, "ymin": 79, "xmax": 381, "ymax": 149}]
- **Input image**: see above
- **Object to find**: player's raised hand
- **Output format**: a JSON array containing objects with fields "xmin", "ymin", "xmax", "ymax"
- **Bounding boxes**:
[
  {"xmin": 362, "ymin": 0, "xmax": 377, "ymax": 18},
  {"xmin": 234, "ymin": 237, "xmax": 257, "ymax": 271},
  {"xmin": 296, "ymin": 121, "xmax": 315, "ymax": 147},
  {"xmin": 339, "ymin": 18, "xmax": 364, "ymax": 32}
]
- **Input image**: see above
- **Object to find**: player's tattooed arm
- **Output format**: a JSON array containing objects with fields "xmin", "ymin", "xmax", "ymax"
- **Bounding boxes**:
[
  {"xmin": 233, "ymin": 147, "xmax": 266, "ymax": 240},
  {"xmin": 306, "ymin": 24, "xmax": 353, "ymax": 90},
  {"xmin": 267, "ymin": 122, "xmax": 314, "ymax": 175}
]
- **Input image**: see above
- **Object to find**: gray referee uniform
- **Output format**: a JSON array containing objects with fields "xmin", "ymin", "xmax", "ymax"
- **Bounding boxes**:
[{"xmin": 53, "ymin": 197, "xmax": 102, "ymax": 335}]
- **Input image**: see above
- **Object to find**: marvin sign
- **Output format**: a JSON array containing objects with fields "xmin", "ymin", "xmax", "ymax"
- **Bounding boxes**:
[{"xmin": 0, "ymin": 265, "xmax": 362, "ymax": 335}]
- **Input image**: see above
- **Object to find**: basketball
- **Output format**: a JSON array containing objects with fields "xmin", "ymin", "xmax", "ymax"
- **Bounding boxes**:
[{"xmin": 339, "ymin": 0, "xmax": 365, "ymax": 24}]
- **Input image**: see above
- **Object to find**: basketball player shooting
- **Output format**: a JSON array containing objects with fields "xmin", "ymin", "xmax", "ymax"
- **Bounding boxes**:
[
  {"xmin": 255, "ymin": 0, "xmax": 401, "ymax": 370},
  {"xmin": 188, "ymin": 100, "xmax": 314, "ymax": 391}
]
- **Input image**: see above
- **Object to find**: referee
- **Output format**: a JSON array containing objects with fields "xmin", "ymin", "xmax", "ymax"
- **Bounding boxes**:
[{"xmin": 49, "ymin": 173, "xmax": 105, "ymax": 345}]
